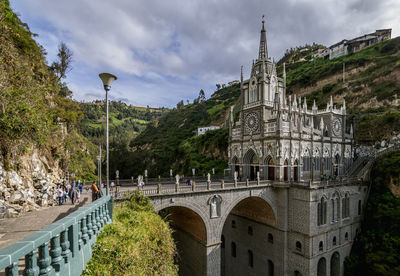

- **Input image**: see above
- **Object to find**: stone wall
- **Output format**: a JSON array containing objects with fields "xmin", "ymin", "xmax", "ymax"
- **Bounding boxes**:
[{"xmin": 222, "ymin": 214, "xmax": 283, "ymax": 276}]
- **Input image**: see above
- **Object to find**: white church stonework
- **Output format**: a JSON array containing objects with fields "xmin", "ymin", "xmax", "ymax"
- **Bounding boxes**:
[{"xmin": 228, "ymin": 20, "xmax": 354, "ymax": 183}]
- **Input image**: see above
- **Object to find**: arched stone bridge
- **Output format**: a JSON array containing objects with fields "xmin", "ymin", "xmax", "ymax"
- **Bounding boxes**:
[{"xmin": 142, "ymin": 177, "xmax": 365, "ymax": 276}]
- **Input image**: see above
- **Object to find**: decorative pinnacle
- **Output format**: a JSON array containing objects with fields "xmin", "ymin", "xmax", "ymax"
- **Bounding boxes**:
[{"xmin": 262, "ymin": 15, "xmax": 265, "ymax": 30}]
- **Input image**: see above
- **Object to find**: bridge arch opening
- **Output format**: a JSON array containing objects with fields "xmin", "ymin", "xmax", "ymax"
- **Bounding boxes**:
[
  {"xmin": 159, "ymin": 206, "xmax": 207, "ymax": 275},
  {"xmin": 221, "ymin": 196, "xmax": 277, "ymax": 275}
]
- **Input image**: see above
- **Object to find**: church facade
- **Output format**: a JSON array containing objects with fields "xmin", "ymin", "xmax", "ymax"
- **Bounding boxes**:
[
  {"xmin": 223, "ymin": 20, "xmax": 366, "ymax": 276},
  {"xmin": 228, "ymin": 21, "xmax": 354, "ymax": 183}
]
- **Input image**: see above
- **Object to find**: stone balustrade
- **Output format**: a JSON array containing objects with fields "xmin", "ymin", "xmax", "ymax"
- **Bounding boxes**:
[
  {"xmin": 0, "ymin": 190, "xmax": 113, "ymax": 276},
  {"xmin": 136, "ymin": 176, "xmax": 367, "ymax": 197}
]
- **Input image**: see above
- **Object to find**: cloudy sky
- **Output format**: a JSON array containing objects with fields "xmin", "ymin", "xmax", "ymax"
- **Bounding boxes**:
[{"xmin": 11, "ymin": 0, "xmax": 400, "ymax": 107}]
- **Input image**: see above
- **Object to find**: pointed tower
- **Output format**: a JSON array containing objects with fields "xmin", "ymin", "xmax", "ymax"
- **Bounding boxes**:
[{"xmin": 258, "ymin": 15, "xmax": 268, "ymax": 60}]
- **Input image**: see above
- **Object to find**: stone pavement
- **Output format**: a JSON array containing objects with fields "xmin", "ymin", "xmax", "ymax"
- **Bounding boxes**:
[{"xmin": 0, "ymin": 191, "xmax": 93, "ymax": 250}]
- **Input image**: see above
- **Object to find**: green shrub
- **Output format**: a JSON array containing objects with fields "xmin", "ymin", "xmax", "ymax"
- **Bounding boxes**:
[{"xmin": 83, "ymin": 192, "xmax": 178, "ymax": 276}]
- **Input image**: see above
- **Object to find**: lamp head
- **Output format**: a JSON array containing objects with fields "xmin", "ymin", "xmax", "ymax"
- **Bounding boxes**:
[{"xmin": 99, "ymin": 73, "xmax": 117, "ymax": 91}]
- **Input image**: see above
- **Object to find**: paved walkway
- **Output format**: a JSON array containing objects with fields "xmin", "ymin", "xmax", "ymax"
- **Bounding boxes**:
[{"xmin": 0, "ymin": 192, "xmax": 93, "ymax": 250}]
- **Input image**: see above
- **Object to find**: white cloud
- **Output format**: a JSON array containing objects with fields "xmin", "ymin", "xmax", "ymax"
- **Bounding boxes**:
[{"xmin": 10, "ymin": 0, "xmax": 400, "ymax": 107}]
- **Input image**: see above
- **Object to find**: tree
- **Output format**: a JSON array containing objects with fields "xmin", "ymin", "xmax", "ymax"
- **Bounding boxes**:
[
  {"xmin": 51, "ymin": 42, "xmax": 73, "ymax": 81},
  {"xmin": 199, "ymin": 89, "xmax": 205, "ymax": 102},
  {"xmin": 59, "ymin": 82, "xmax": 73, "ymax": 98},
  {"xmin": 216, "ymin": 84, "xmax": 221, "ymax": 90},
  {"xmin": 176, "ymin": 100, "xmax": 184, "ymax": 109}
]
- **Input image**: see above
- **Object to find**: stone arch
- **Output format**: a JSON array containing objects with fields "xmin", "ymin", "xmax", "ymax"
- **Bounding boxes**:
[
  {"xmin": 157, "ymin": 204, "xmax": 208, "ymax": 276},
  {"xmin": 330, "ymin": 252, "xmax": 340, "ymax": 276},
  {"xmin": 243, "ymin": 148, "xmax": 259, "ymax": 180},
  {"xmin": 217, "ymin": 194, "xmax": 277, "ymax": 239},
  {"xmin": 264, "ymin": 155, "xmax": 275, "ymax": 180},
  {"xmin": 153, "ymin": 201, "xmax": 211, "ymax": 242}
]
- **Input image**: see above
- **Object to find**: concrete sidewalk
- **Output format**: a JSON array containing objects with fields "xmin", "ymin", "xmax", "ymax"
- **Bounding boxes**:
[{"xmin": 0, "ymin": 191, "xmax": 93, "ymax": 250}]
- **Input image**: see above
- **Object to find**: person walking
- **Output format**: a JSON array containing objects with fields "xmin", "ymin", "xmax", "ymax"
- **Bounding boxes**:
[
  {"xmin": 79, "ymin": 182, "xmax": 83, "ymax": 194},
  {"xmin": 91, "ymin": 181, "xmax": 99, "ymax": 202},
  {"xmin": 57, "ymin": 186, "xmax": 63, "ymax": 206}
]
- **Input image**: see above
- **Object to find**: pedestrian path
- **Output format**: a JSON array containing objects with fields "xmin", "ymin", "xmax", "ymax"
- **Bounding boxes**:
[{"xmin": 0, "ymin": 192, "xmax": 92, "ymax": 250}]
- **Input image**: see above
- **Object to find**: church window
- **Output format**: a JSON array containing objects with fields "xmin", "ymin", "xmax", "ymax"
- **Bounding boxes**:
[
  {"xmin": 324, "ymin": 157, "xmax": 331, "ymax": 170},
  {"xmin": 345, "ymin": 232, "xmax": 349, "ymax": 241},
  {"xmin": 249, "ymin": 87, "xmax": 258, "ymax": 103},
  {"xmin": 333, "ymin": 236, "xmax": 337, "ymax": 246},
  {"xmin": 268, "ymin": 233, "xmax": 274, "ymax": 243},
  {"xmin": 358, "ymin": 200, "xmax": 361, "ymax": 215},
  {"xmin": 231, "ymin": 242, "xmax": 237, "ymax": 257},
  {"xmin": 342, "ymin": 194, "xmax": 350, "ymax": 218},
  {"xmin": 336, "ymin": 198, "xmax": 340, "ymax": 221},
  {"xmin": 268, "ymin": 260, "xmax": 274, "ymax": 276},
  {"xmin": 248, "ymin": 250, "xmax": 254, "ymax": 267},
  {"xmin": 303, "ymin": 156, "xmax": 311, "ymax": 171},
  {"xmin": 318, "ymin": 197, "xmax": 327, "ymax": 225},
  {"xmin": 221, "ymin": 235, "xmax": 225, "ymax": 248},
  {"xmin": 248, "ymin": 226, "xmax": 253, "ymax": 236},
  {"xmin": 331, "ymin": 199, "xmax": 335, "ymax": 222},
  {"xmin": 294, "ymin": 271, "xmax": 302, "ymax": 276},
  {"xmin": 319, "ymin": 241, "xmax": 324, "ymax": 251},
  {"xmin": 296, "ymin": 241, "xmax": 302, "ymax": 252},
  {"xmin": 232, "ymin": 220, "xmax": 236, "ymax": 228}
]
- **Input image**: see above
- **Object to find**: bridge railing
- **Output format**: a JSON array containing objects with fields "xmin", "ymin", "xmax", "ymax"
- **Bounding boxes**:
[
  {"xmin": 137, "ymin": 176, "xmax": 367, "ymax": 196},
  {"xmin": 0, "ymin": 190, "xmax": 113, "ymax": 276}
]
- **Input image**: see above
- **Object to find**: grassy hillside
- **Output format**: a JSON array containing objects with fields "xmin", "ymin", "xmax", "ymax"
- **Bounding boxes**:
[
  {"xmin": 83, "ymin": 192, "xmax": 178, "ymax": 275},
  {"xmin": 79, "ymin": 101, "xmax": 167, "ymax": 148},
  {"xmin": 283, "ymin": 37, "xmax": 400, "ymax": 110},
  {"xmin": 280, "ymin": 37, "xmax": 400, "ymax": 145},
  {"xmin": 344, "ymin": 151, "xmax": 400, "ymax": 275},
  {"xmin": 0, "ymin": 0, "xmax": 96, "ymax": 179}
]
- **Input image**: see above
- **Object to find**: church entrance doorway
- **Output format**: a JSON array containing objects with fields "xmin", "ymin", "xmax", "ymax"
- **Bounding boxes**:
[
  {"xmin": 294, "ymin": 159, "xmax": 299, "ymax": 181},
  {"xmin": 249, "ymin": 154, "xmax": 259, "ymax": 181},
  {"xmin": 284, "ymin": 159, "xmax": 288, "ymax": 181},
  {"xmin": 266, "ymin": 157, "xmax": 275, "ymax": 180},
  {"xmin": 243, "ymin": 149, "xmax": 259, "ymax": 181}
]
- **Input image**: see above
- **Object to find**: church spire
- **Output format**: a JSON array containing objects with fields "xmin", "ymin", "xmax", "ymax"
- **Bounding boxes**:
[{"xmin": 258, "ymin": 15, "xmax": 268, "ymax": 60}]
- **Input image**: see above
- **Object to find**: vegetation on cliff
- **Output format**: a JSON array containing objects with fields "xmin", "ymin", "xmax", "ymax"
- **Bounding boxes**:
[
  {"xmin": 83, "ymin": 193, "xmax": 178, "ymax": 276},
  {"xmin": 0, "ymin": 0, "xmax": 97, "ymax": 179},
  {"xmin": 344, "ymin": 151, "xmax": 400, "ymax": 275}
]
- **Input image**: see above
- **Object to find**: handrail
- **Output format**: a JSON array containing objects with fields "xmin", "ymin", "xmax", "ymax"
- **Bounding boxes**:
[{"xmin": 0, "ymin": 190, "xmax": 113, "ymax": 276}]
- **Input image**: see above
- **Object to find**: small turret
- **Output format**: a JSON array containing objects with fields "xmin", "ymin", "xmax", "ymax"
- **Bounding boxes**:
[{"xmin": 312, "ymin": 100, "xmax": 317, "ymax": 113}]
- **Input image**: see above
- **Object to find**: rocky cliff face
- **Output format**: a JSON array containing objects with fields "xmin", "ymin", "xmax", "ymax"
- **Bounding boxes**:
[{"xmin": 0, "ymin": 148, "xmax": 65, "ymax": 218}]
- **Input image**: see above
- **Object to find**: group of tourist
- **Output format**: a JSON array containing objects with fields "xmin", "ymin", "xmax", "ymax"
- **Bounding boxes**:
[{"xmin": 57, "ymin": 181, "xmax": 84, "ymax": 206}]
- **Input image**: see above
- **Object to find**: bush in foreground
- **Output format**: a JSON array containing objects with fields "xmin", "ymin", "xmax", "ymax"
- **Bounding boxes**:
[{"xmin": 83, "ymin": 192, "xmax": 178, "ymax": 276}]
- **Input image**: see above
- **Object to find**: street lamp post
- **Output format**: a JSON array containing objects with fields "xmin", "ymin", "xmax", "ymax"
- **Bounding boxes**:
[{"xmin": 99, "ymin": 73, "xmax": 117, "ymax": 195}]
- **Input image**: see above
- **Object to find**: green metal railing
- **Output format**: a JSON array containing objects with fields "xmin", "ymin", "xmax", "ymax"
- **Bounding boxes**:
[{"xmin": 0, "ymin": 191, "xmax": 113, "ymax": 276}]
